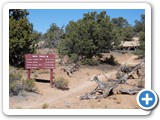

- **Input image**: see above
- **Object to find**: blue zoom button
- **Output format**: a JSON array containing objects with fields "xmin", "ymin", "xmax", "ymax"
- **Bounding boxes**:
[{"xmin": 137, "ymin": 89, "xmax": 158, "ymax": 110}]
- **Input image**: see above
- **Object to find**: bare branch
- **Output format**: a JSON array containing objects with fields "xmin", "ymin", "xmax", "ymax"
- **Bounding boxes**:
[{"xmin": 80, "ymin": 61, "xmax": 145, "ymax": 100}]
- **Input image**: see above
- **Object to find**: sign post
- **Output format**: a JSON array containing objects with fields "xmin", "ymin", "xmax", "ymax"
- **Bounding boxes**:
[
  {"xmin": 27, "ymin": 69, "xmax": 30, "ymax": 80},
  {"xmin": 25, "ymin": 54, "xmax": 55, "ymax": 87},
  {"xmin": 50, "ymin": 69, "xmax": 53, "ymax": 87}
]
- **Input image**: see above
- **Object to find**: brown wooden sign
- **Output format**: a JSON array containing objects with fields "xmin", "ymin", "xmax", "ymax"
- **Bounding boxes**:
[
  {"xmin": 25, "ymin": 54, "xmax": 55, "ymax": 69},
  {"xmin": 25, "ymin": 54, "xmax": 56, "ymax": 87}
]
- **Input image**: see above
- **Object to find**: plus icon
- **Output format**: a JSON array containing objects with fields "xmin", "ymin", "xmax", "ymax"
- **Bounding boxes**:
[
  {"xmin": 142, "ymin": 93, "xmax": 153, "ymax": 105},
  {"xmin": 137, "ymin": 89, "xmax": 158, "ymax": 110}
]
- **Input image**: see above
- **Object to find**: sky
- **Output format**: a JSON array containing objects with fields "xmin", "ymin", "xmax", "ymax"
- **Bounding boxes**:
[{"xmin": 27, "ymin": 9, "xmax": 145, "ymax": 34}]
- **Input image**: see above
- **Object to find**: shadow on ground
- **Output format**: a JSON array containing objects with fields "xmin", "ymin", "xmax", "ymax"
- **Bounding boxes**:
[{"xmin": 35, "ymin": 79, "xmax": 50, "ymax": 83}]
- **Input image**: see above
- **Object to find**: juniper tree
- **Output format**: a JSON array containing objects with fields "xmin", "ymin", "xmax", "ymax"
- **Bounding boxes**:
[
  {"xmin": 58, "ymin": 11, "xmax": 116, "ymax": 60},
  {"xmin": 9, "ymin": 9, "xmax": 34, "ymax": 67}
]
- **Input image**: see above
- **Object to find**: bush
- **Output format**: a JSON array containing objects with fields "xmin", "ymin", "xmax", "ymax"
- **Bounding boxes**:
[
  {"xmin": 23, "ymin": 79, "xmax": 37, "ymax": 92},
  {"xmin": 9, "ymin": 72, "xmax": 23, "ymax": 96},
  {"xmin": 42, "ymin": 103, "xmax": 49, "ymax": 109},
  {"xmin": 81, "ymin": 58, "xmax": 99, "ymax": 66},
  {"xmin": 9, "ymin": 72, "xmax": 22, "ymax": 82},
  {"xmin": 103, "ymin": 55, "xmax": 118, "ymax": 66},
  {"xmin": 134, "ymin": 49, "xmax": 145, "ymax": 57},
  {"xmin": 54, "ymin": 77, "xmax": 69, "ymax": 90},
  {"xmin": 9, "ymin": 66, "xmax": 38, "ymax": 96},
  {"xmin": 9, "ymin": 81, "xmax": 23, "ymax": 96},
  {"xmin": 134, "ymin": 22, "xmax": 145, "ymax": 57},
  {"xmin": 69, "ymin": 53, "xmax": 79, "ymax": 63}
]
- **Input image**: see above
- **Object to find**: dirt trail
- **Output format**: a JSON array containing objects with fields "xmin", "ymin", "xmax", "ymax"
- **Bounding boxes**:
[{"xmin": 9, "ymin": 53, "xmax": 141, "ymax": 109}]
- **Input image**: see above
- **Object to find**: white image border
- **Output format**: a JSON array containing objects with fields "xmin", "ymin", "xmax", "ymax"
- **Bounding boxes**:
[{"xmin": 3, "ymin": 2, "xmax": 151, "ymax": 115}]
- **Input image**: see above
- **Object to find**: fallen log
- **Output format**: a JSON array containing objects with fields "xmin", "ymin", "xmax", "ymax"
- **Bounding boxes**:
[
  {"xmin": 80, "ymin": 61, "xmax": 144, "ymax": 100},
  {"xmin": 115, "ymin": 61, "xmax": 144, "ymax": 84},
  {"xmin": 119, "ymin": 88, "xmax": 143, "ymax": 95}
]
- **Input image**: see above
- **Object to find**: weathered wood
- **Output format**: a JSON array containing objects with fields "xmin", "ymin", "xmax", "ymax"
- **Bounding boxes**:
[
  {"xmin": 61, "ymin": 59, "xmax": 80, "ymax": 77},
  {"xmin": 80, "ymin": 61, "xmax": 144, "ymax": 100},
  {"xmin": 91, "ymin": 76, "xmax": 107, "ymax": 90},
  {"xmin": 119, "ymin": 88, "xmax": 142, "ymax": 95},
  {"xmin": 61, "ymin": 60, "xmax": 72, "ymax": 77},
  {"xmin": 80, "ymin": 93, "xmax": 97, "ymax": 100},
  {"xmin": 70, "ymin": 63, "xmax": 80, "ymax": 73},
  {"xmin": 115, "ymin": 61, "xmax": 144, "ymax": 84}
]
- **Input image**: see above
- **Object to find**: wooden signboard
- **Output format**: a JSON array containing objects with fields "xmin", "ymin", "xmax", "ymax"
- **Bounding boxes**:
[{"xmin": 25, "ymin": 54, "xmax": 56, "ymax": 87}]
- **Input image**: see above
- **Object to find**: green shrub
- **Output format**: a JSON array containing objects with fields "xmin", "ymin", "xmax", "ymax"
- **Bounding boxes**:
[
  {"xmin": 9, "ymin": 72, "xmax": 22, "ymax": 82},
  {"xmin": 81, "ymin": 58, "xmax": 99, "ymax": 66},
  {"xmin": 9, "ymin": 66, "xmax": 38, "ymax": 96},
  {"xmin": 9, "ymin": 69, "xmax": 23, "ymax": 96},
  {"xmin": 23, "ymin": 78, "xmax": 37, "ymax": 92},
  {"xmin": 54, "ymin": 77, "xmax": 69, "ymax": 90},
  {"xmin": 104, "ymin": 55, "xmax": 118, "ymax": 66},
  {"xmin": 134, "ymin": 49, "xmax": 145, "ymax": 57},
  {"xmin": 135, "ymin": 31, "xmax": 145, "ymax": 57},
  {"xmin": 69, "ymin": 53, "xmax": 79, "ymax": 63}
]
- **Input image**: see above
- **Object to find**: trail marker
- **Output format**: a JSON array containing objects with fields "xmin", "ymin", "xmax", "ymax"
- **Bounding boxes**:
[{"xmin": 25, "ymin": 54, "xmax": 55, "ymax": 87}]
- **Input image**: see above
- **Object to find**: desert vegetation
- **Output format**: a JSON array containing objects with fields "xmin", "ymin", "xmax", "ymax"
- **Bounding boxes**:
[
  {"xmin": 9, "ymin": 66, "xmax": 38, "ymax": 96},
  {"xmin": 9, "ymin": 9, "xmax": 145, "ymax": 109},
  {"xmin": 54, "ymin": 77, "xmax": 69, "ymax": 90}
]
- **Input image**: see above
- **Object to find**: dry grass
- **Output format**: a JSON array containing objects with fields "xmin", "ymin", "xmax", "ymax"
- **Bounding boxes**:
[
  {"xmin": 23, "ymin": 79, "xmax": 38, "ymax": 92},
  {"xmin": 34, "ymin": 73, "xmax": 38, "ymax": 78},
  {"xmin": 137, "ymin": 77, "xmax": 145, "ymax": 88},
  {"xmin": 38, "ymin": 69, "xmax": 49, "ymax": 74},
  {"xmin": 54, "ymin": 77, "xmax": 69, "ymax": 90},
  {"xmin": 42, "ymin": 103, "xmax": 49, "ymax": 109},
  {"xmin": 9, "ymin": 66, "xmax": 23, "ymax": 96}
]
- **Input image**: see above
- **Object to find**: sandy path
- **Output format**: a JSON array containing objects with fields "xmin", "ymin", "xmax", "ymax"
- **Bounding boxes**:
[{"xmin": 9, "ymin": 53, "xmax": 141, "ymax": 109}]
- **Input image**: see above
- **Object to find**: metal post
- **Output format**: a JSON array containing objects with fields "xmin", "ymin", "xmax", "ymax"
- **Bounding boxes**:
[
  {"xmin": 50, "ymin": 69, "xmax": 53, "ymax": 87},
  {"xmin": 27, "ymin": 69, "xmax": 30, "ymax": 80}
]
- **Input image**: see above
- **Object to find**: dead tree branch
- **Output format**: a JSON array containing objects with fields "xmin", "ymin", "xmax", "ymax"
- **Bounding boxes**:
[
  {"xmin": 61, "ymin": 60, "xmax": 72, "ymax": 77},
  {"xmin": 119, "ymin": 88, "xmax": 142, "ymax": 95},
  {"xmin": 80, "ymin": 61, "xmax": 144, "ymax": 100},
  {"xmin": 61, "ymin": 59, "xmax": 80, "ymax": 77}
]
